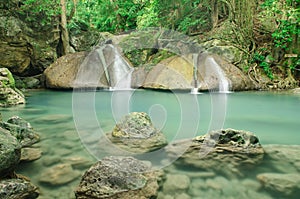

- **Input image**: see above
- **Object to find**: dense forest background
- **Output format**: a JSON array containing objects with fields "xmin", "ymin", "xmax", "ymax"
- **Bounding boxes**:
[{"xmin": 1, "ymin": 0, "xmax": 300, "ymax": 88}]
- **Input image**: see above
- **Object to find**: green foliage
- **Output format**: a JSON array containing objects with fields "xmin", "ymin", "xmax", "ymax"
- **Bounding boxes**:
[
  {"xmin": 261, "ymin": 0, "xmax": 300, "ymax": 50},
  {"xmin": 19, "ymin": 0, "xmax": 60, "ymax": 26},
  {"xmin": 251, "ymin": 50, "xmax": 274, "ymax": 80}
]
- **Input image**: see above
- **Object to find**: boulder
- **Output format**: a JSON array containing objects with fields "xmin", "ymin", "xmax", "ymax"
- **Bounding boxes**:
[
  {"xmin": 44, "ymin": 52, "xmax": 87, "ymax": 89},
  {"xmin": 0, "ymin": 127, "xmax": 21, "ymax": 178},
  {"xmin": 75, "ymin": 156, "xmax": 162, "ymax": 199},
  {"xmin": 0, "ymin": 116, "xmax": 40, "ymax": 147},
  {"xmin": 107, "ymin": 112, "xmax": 168, "ymax": 153},
  {"xmin": 0, "ymin": 178, "xmax": 39, "ymax": 199},
  {"xmin": 0, "ymin": 68, "xmax": 25, "ymax": 106},
  {"xmin": 257, "ymin": 173, "xmax": 300, "ymax": 196},
  {"xmin": 143, "ymin": 56, "xmax": 193, "ymax": 90},
  {"xmin": 166, "ymin": 129, "xmax": 264, "ymax": 177}
]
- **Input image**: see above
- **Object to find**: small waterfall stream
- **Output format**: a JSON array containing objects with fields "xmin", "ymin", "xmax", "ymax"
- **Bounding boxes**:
[
  {"xmin": 108, "ymin": 45, "xmax": 134, "ymax": 90},
  {"xmin": 205, "ymin": 56, "xmax": 230, "ymax": 93}
]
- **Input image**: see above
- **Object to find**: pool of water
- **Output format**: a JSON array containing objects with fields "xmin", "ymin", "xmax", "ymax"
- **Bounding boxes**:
[{"xmin": 1, "ymin": 89, "xmax": 300, "ymax": 198}]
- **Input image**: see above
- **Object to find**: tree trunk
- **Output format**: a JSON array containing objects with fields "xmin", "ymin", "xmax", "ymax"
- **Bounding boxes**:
[{"xmin": 60, "ymin": 0, "xmax": 71, "ymax": 55}]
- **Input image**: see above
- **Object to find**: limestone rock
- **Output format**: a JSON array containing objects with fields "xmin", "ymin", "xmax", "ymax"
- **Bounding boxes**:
[
  {"xmin": 44, "ymin": 52, "xmax": 87, "ymax": 89},
  {"xmin": 0, "ymin": 116, "xmax": 40, "ymax": 147},
  {"xmin": 142, "ymin": 54, "xmax": 256, "ymax": 91},
  {"xmin": 166, "ymin": 129, "xmax": 264, "ymax": 177},
  {"xmin": 20, "ymin": 148, "xmax": 42, "ymax": 162},
  {"xmin": 257, "ymin": 173, "xmax": 300, "ymax": 196},
  {"xmin": 108, "ymin": 112, "xmax": 168, "ymax": 153},
  {"xmin": 0, "ymin": 178, "xmax": 39, "ymax": 199},
  {"xmin": 143, "ymin": 56, "xmax": 193, "ymax": 90},
  {"xmin": 0, "ymin": 15, "xmax": 58, "ymax": 76},
  {"xmin": 163, "ymin": 174, "xmax": 190, "ymax": 193},
  {"xmin": 0, "ymin": 68, "xmax": 25, "ymax": 106},
  {"xmin": 39, "ymin": 163, "xmax": 81, "ymax": 186},
  {"xmin": 75, "ymin": 156, "xmax": 162, "ymax": 199},
  {"xmin": 0, "ymin": 127, "xmax": 21, "ymax": 178}
]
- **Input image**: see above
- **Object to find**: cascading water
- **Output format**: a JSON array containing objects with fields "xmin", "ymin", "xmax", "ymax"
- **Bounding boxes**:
[
  {"xmin": 108, "ymin": 45, "xmax": 134, "ymax": 90},
  {"xmin": 204, "ymin": 56, "xmax": 230, "ymax": 93}
]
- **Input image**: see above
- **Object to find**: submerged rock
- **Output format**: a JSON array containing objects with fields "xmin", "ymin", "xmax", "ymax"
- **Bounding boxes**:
[
  {"xmin": 108, "ymin": 112, "xmax": 168, "ymax": 153},
  {"xmin": 0, "ymin": 178, "xmax": 39, "ymax": 199},
  {"xmin": 20, "ymin": 148, "xmax": 42, "ymax": 162},
  {"xmin": 39, "ymin": 163, "xmax": 81, "ymax": 186},
  {"xmin": 166, "ymin": 129, "xmax": 264, "ymax": 177},
  {"xmin": 0, "ymin": 116, "xmax": 40, "ymax": 147},
  {"xmin": 0, "ymin": 127, "xmax": 21, "ymax": 178},
  {"xmin": 257, "ymin": 173, "xmax": 300, "ymax": 196},
  {"xmin": 75, "ymin": 156, "xmax": 162, "ymax": 199},
  {"xmin": 0, "ymin": 68, "xmax": 25, "ymax": 106}
]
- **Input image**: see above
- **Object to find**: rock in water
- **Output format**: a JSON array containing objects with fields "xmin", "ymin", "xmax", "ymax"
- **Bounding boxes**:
[
  {"xmin": 0, "ymin": 116, "xmax": 40, "ymax": 147},
  {"xmin": 75, "ymin": 156, "xmax": 162, "ymax": 199},
  {"xmin": 107, "ymin": 112, "xmax": 167, "ymax": 153},
  {"xmin": 257, "ymin": 173, "xmax": 300, "ymax": 196},
  {"xmin": 0, "ymin": 68, "xmax": 25, "ymax": 106},
  {"xmin": 0, "ymin": 127, "xmax": 21, "ymax": 178},
  {"xmin": 166, "ymin": 129, "xmax": 264, "ymax": 177},
  {"xmin": 0, "ymin": 178, "xmax": 39, "ymax": 199}
]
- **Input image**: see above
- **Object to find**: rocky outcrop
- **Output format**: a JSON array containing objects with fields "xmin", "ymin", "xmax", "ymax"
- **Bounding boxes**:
[
  {"xmin": 0, "ymin": 178, "xmax": 39, "ymax": 199},
  {"xmin": 0, "ymin": 127, "xmax": 21, "ymax": 178},
  {"xmin": 0, "ymin": 13, "xmax": 58, "ymax": 76},
  {"xmin": 75, "ymin": 156, "xmax": 162, "ymax": 199},
  {"xmin": 0, "ymin": 68, "xmax": 25, "ymax": 106},
  {"xmin": 166, "ymin": 129, "xmax": 264, "ymax": 177},
  {"xmin": 107, "ymin": 112, "xmax": 168, "ymax": 153},
  {"xmin": 0, "ymin": 115, "xmax": 40, "ymax": 198},
  {"xmin": 0, "ymin": 116, "xmax": 40, "ymax": 147}
]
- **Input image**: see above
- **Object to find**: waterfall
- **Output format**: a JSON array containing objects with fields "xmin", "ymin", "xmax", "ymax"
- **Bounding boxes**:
[
  {"xmin": 204, "ymin": 56, "xmax": 230, "ymax": 93},
  {"xmin": 108, "ymin": 45, "xmax": 134, "ymax": 90}
]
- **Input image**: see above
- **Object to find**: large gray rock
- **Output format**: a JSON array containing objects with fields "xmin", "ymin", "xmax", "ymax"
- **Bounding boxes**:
[
  {"xmin": 44, "ymin": 52, "xmax": 87, "ymax": 89},
  {"xmin": 166, "ymin": 129, "xmax": 264, "ymax": 177},
  {"xmin": 0, "ymin": 116, "xmax": 40, "ymax": 147},
  {"xmin": 75, "ymin": 156, "xmax": 162, "ymax": 199},
  {"xmin": 0, "ymin": 68, "xmax": 25, "ymax": 106},
  {"xmin": 0, "ymin": 127, "xmax": 21, "ymax": 178},
  {"xmin": 257, "ymin": 173, "xmax": 300, "ymax": 196},
  {"xmin": 108, "ymin": 112, "xmax": 168, "ymax": 153},
  {"xmin": 0, "ymin": 178, "xmax": 39, "ymax": 199}
]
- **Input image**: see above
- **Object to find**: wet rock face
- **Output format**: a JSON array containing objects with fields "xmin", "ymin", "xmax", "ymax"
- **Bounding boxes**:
[
  {"xmin": 108, "ymin": 112, "xmax": 168, "ymax": 153},
  {"xmin": 0, "ymin": 116, "xmax": 40, "ymax": 147},
  {"xmin": 75, "ymin": 156, "xmax": 161, "ymax": 199},
  {"xmin": 0, "ymin": 178, "xmax": 39, "ymax": 199},
  {"xmin": 0, "ymin": 68, "xmax": 25, "ymax": 107},
  {"xmin": 166, "ymin": 129, "xmax": 264, "ymax": 177},
  {"xmin": 0, "ymin": 127, "xmax": 21, "ymax": 178}
]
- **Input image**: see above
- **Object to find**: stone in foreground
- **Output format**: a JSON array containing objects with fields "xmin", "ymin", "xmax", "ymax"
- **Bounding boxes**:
[
  {"xmin": 166, "ymin": 129, "xmax": 264, "ymax": 177},
  {"xmin": 0, "ymin": 178, "xmax": 39, "ymax": 199},
  {"xmin": 75, "ymin": 156, "xmax": 162, "ymax": 199},
  {"xmin": 0, "ymin": 127, "xmax": 21, "ymax": 178}
]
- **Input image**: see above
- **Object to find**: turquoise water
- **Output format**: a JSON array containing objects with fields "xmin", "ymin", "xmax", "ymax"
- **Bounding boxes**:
[{"xmin": 1, "ymin": 89, "xmax": 300, "ymax": 198}]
